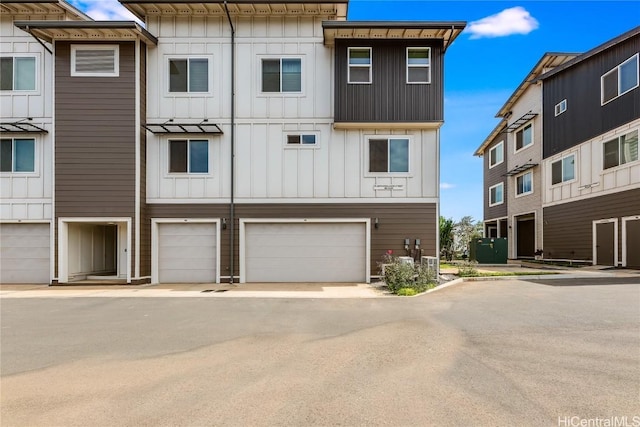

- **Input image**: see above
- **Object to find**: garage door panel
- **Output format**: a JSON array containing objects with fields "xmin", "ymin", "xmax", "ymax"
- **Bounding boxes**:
[
  {"xmin": 0, "ymin": 224, "xmax": 50, "ymax": 284},
  {"xmin": 158, "ymin": 222, "xmax": 217, "ymax": 283},
  {"xmin": 244, "ymin": 222, "xmax": 366, "ymax": 283}
]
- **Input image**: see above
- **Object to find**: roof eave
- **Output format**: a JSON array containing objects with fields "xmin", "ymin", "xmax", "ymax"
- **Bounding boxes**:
[{"xmin": 14, "ymin": 20, "xmax": 158, "ymax": 45}]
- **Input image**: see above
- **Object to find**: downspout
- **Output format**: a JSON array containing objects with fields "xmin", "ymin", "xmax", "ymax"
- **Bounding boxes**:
[{"xmin": 224, "ymin": 1, "xmax": 236, "ymax": 283}]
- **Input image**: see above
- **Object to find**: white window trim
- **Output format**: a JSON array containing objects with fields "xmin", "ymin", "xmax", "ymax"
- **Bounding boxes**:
[
  {"xmin": 165, "ymin": 55, "xmax": 213, "ymax": 96},
  {"xmin": 71, "ymin": 45, "xmax": 119, "ymax": 77},
  {"xmin": 364, "ymin": 135, "xmax": 412, "ymax": 177},
  {"xmin": 0, "ymin": 137, "xmax": 39, "ymax": 176},
  {"xmin": 488, "ymin": 182, "xmax": 504, "ymax": 207},
  {"xmin": 514, "ymin": 122, "xmax": 534, "ymax": 153},
  {"xmin": 166, "ymin": 139, "xmax": 211, "ymax": 176},
  {"xmin": 601, "ymin": 128, "xmax": 639, "ymax": 171},
  {"xmin": 554, "ymin": 99, "xmax": 567, "ymax": 116},
  {"xmin": 515, "ymin": 171, "xmax": 533, "ymax": 197},
  {"xmin": 257, "ymin": 55, "xmax": 304, "ymax": 96},
  {"xmin": 488, "ymin": 141, "xmax": 504, "ymax": 169},
  {"xmin": 0, "ymin": 54, "xmax": 39, "ymax": 92},
  {"xmin": 406, "ymin": 47, "xmax": 431, "ymax": 84},
  {"xmin": 601, "ymin": 53, "xmax": 639, "ymax": 106},
  {"xmin": 348, "ymin": 47, "xmax": 372, "ymax": 85},
  {"xmin": 550, "ymin": 153, "xmax": 577, "ymax": 186},
  {"xmin": 284, "ymin": 132, "xmax": 320, "ymax": 149}
]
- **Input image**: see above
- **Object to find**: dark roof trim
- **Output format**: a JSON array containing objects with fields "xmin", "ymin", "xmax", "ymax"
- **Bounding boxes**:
[
  {"xmin": 144, "ymin": 120, "xmax": 223, "ymax": 134},
  {"xmin": 0, "ymin": 120, "xmax": 48, "ymax": 133},
  {"xmin": 537, "ymin": 25, "xmax": 640, "ymax": 81},
  {"xmin": 14, "ymin": 20, "xmax": 158, "ymax": 45}
]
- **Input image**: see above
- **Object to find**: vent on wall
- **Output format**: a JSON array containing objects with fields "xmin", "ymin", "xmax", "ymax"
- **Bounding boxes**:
[{"xmin": 71, "ymin": 45, "xmax": 119, "ymax": 77}]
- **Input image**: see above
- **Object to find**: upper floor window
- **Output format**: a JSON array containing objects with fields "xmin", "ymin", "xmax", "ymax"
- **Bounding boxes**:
[
  {"xmin": 516, "ymin": 171, "xmax": 533, "ymax": 196},
  {"xmin": 489, "ymin": 141, "xmax": 504, "ymax": 168},
  {"xmin": 406, "ymin": 47, "xmax": 430, "ymax": 84},
  {"xmin": 169, "ymin": 58, "xmax": 208, "ymax": 93},
  {"xmin": 262, "ymin": 58, "xmax": 301, "ymax": 93},
  {"xmin": 551, "ymin": 154, "xmax": 575, "ymax": 185},
  {"xmin": 515, "ymin": 123, "xmax": 533, "ymax": 152},
  {"xmin": 0, "ymin": 56, "xmax": 36, "ymax": 91},
  {"xmin": 554, "ymin": 99, "xmax": 567, "ymax": 116},
  {"xmin": 489, "ymin": 182, "xmax": 504, "ymax": 206},
  {"xmin": 169, "ymin": 139, "xmax": 208, "ymax": 174},
  {"xmin": 368, "ymin": 137, "xmax": 409, "ymax": 173},
  {"xmin": 71, "ymin": 45, "xmax": 118, "ymax": 77},
  {"xmin": 287, "ymin": 134, "xmax": 317, "ymax": 146},
  {"xmin": 603, "ymin": 129, "xmax": 638, "ymax": 170},
  {"xmin": 348, "ymin": 47, "xmax": 371, "ymax": 84},
  {"xmin": 601, "ymin": 53, "xmax": 638, "ymax": 105},
  {"xmin": 0, "ymin": 138, "xmax": 35, "ymax": 172}
]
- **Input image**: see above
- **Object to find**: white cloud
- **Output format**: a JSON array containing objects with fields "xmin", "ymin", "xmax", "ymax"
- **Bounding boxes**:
[
  {"xmin": 466, "ymin": 7, "xmax": 539, "ymax": 39},
  {"xmin": 440, "ymin": 182, "xmax": 456, "ymax": 190},
  {"xmin": 70, "ymin": 0, "xmax": 142, "ymax": 24}
]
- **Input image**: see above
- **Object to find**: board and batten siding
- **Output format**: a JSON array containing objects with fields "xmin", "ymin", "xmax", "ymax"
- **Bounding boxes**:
[
  {"xmin": 146, "ymin": 203, "xmax": 436, "ymax": 279},
  {"xmin": 543, "ymin": 187, "xmax": 640, "ymax": 261},
  {"xmin": 483, "ymin": 135, "xmax": 507, "ymax": 221},
  {"xmin": 542, "ymin": 33, "xmax": 640, "ymax": 158},
  {"xmin": 334, "ymin": 39, "xmax": 444, "ymax": 123}
]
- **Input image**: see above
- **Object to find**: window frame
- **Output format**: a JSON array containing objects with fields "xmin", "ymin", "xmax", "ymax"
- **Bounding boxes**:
[
  {"xmin": 167, "ymin": 139, "xmax": 210, "ymax": 175},
  {"xmin": 71, "ymin": 45, "xmax": 119, "ymax": 77},
  {"xmin": 348, "ymin": 47, "xmax": 372, "ymax": 85},
  {"xmin": 365, "ymin": 136, "xmax": 411, "ymax": 176},
  {"xmin": 601, "ymin": 53, "xmax": 639, "ymax": 105},
  {"xmin": 554, "ymin": 99, "xmax": 567, "ymax": 116},
  {"xmin": 488, "ymin": 140, "xmax": 504, "ymax": 169},
  {"xmin": 488, "ymin": 182, "xmax": 504, "ymax": 207},
  {"xmin": 515, "ymin": 170, "xmax": 533, "ymax": 197},
  {"xmin": 551, "ymin": 153, "xmax": 576, "ymax": 186},
  {"xmin": 0, "ymin": 137, "xmax": 37, "ymax": 174},
  {"xmin": 258, "ymin": 56, "xmax": 303, "ymax": 95},
  {"xmin": 284, "ymin": 133, "xmax": 319, "ymax": 149},
  {"xmin": 166, "ymin": 55, "xmax": 212, "ymax": 95},
  {"xmin": 602, "ymin": 129, "xmax": 639, "ymax": 171},
  {"xmin": 406, "ymin": 47, "xmax": 431, "ymax": 84},
  {"xmin": 0, "ymin": 54, "xmax": 38, "ymax": 92},
  {"xmin": 514, "ymin": 122, "xmax": 533, "ymax": 153}
]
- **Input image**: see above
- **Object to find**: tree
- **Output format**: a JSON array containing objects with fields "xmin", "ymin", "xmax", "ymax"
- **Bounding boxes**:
[
  {"xmin": 439, "ymin": 216, "xmax": 455, "ymax": 261},
  {"xmin": 454, "ymin": 216, "xmax": 483, "ymax": 257}
]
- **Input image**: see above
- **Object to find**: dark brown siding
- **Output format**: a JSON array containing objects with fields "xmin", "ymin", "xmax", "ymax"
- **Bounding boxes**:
[
  {"xmin": 483, "ymin": 133, "xmax": 507, "ymax": 221},
  {"xmin": 334, "ymin": 39, "xmax": 443, "ymax": 123},
  {"xmin": 543, "ymin": 188, "xmax": 640, "ymax": 262},
  {"xmin": 148, "ymin": 203, "xmax": 436, "ymax": 279},
  {"xmin": 543, "ymin": 34, "xmax": 640, "ymax": 158}
]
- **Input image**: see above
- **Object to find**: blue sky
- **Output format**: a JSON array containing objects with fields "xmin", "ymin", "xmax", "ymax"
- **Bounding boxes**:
[{"xmin": 72, "ymin": 0, "xmax": 640, "ymax": 222}]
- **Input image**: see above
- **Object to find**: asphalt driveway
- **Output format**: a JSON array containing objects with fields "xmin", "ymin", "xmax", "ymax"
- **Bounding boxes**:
[{"xmin": 1, "ymin": 279, "xmax": 639, "ymax": 426}]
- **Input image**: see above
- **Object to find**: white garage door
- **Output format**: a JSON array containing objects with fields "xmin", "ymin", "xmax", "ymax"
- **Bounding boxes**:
[
  {"xmin": 0, "ymin": 223, "xmax": 50, "ymax": 284},
  {"xmin": 158, "ymin": 223, "xmax": 217, "ymax": 283},
  {"xmin": 244, "ymin": 222, "xmax": 366, "ymax": 283}
]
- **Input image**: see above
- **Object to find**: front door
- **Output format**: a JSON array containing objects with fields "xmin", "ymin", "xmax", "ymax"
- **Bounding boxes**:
[
  {"xmin": 516, "ymin": 218, "xmax": 535, "ymax": 258},
  {"xmin": 625, "ymin": 218, "xmax": 640, "ymax": 268},
  {"xmin": 595, "ymin": 221, "xmax": 615, "ymax": 266}
]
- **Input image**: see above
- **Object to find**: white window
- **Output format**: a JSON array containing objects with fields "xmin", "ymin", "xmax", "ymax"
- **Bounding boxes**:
[
  {"xmin": 368, "ymin": 137, "xmax": 409, "ymax": 173},
  {"xmin": 551, "ymin": 154, "xmax": 575, "ymax": 185},
  {"xmin": 554, "ymin": 99, "xmax": 567, "ymax": 116},
  {"xmin": 603, "ymin": 129, "xmax": 638, "ymax": 170},
  {"xmin": 0, "ymin": 56, "xmax": 36, "ymax": 91},
  {"xmin": 261, "ymin": 58, "xmax": 301, "ymax": 93},
  {"xmin": 286, "ymin": 134, "xmax": 317, "ymax": 146},
  {"xmin": 169, "ymin": 139, "xmax": 209, "ymax": 174},
  {"xmin": 406, "ymin": 47, "xmax": 430, "ymax": 84},
  {"xmin": 516, "ymin": 171, "xmax": 533, "ymax": 196},
  {"xmin": 489, "ymin": 141, "xmax": 504, "ymax": 168},
  {"xmin": 169, "ymin": 58, "xmax": 209, "ymax": 93},
  {"xmin": 515, "ymin": 123, "xmax": 533, "ymax": 152},
  {"xmin": 71, "ymin": 45, "xmax": 119, "ymax": 77},
  {"xmin": 601, "ymin": 53, "xmax": 639, "ymax": 105},
  {"xmin": 0, "ymin": 138, "xmax": 35, "ymax": 172},
  {"xmin": 489, "ymin": 182, "xmax": 504, "ymax": 206},
  {"xmin": 348, "ymin": 47, "xmax": 371, "ymax": 84}
]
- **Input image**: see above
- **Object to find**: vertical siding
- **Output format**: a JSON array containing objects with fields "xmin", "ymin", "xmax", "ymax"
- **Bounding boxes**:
[
  {"xmin": 543, "ymin": 34, "xmax": 640, "ymax": 158},
  {"xmin": 543, "ymin": 188, "xmax": 640, "ymax": 261},
  {"xmin": 148, "ymin": 202, "xmax": 436, "ymax": 279},
  {"xmin": 483, "ymin": 134, "xmax": 507, "ymax": 220},
  {"xmin": 334, "ymin": 39, "xmax": 443, "ymax": 123}
]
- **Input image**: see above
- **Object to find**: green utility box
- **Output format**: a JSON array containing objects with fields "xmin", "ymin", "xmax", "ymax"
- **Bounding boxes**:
[{"xmin": 470, "ymin": 237, "xmax": 508, "ymax": 264}]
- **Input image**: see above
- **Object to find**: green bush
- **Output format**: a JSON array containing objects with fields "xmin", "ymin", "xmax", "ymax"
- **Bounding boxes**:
[
  {"xmin": 457, "ymin": 261, "xmax": 479, "ymax": 277},
  {"xmin": 379, "ymin": 254, "xmax": 437, "ymax": 295},
  {"xmin": 396, "ymin": 288, "xmax": 418, "ymax": 296}
]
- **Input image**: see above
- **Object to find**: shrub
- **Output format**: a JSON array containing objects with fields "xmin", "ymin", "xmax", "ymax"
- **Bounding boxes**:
[
  {"xmin": 457, "ymin": 261, "xmax": 479, "ymax": 277},
  {"xmin": 396, "ymin": 288, "xmax": 417, "ymax": 296},
  {"xmin": 379, "ymin": 254, "xmax": 437, "ymax": 295}
]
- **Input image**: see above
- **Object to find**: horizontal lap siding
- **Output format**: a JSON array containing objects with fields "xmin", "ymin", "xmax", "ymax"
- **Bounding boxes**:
[
  {"xmin": 146, "ymin": 203, "xmax": 436, "ymax": 279},
  {"xmin": 543, "ymin": 188, "xmax": 640, "ymax": 261},
  {"xmin": 484, "ymin": 135, "xmax": 507, "ymax": 220}
]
